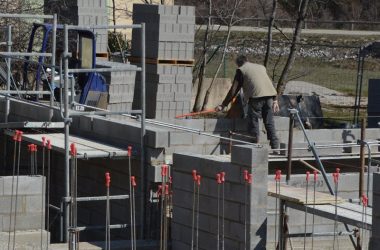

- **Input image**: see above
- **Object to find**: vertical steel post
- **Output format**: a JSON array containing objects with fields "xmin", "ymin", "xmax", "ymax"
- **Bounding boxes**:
[
  {"xmin": 63, "ymin": 24, "xmax": 70, "ymax": 243},
  {"xmin": 5, "ymin": 25, "xmax": 11, "ymax": 124},
  {"xmin": 140, "ymin": 22, "xmax": 146, "ymax": 238},
  {"xmin": 286, "ymin": 113, "xmax": 294, "ymax": 184},
  {"xmin": 359, "ymin": 118, "xmax": 365, "ymax": 201},
  {"xmin": 50, "ymin": 14, "xmax": 57, "ymax": 121}
]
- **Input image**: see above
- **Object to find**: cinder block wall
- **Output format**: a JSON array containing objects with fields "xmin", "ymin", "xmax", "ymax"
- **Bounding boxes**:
[
  {"xmin": 0, "ymin": 176, "xmax": 47, "ymax": 249},
  {"xmin": 370, "ymin": 172, "xmax": 380, "ymax": 249},
  {"xmin": 172, "ymin": 145, "xmax": 268, "ymax": 249}
]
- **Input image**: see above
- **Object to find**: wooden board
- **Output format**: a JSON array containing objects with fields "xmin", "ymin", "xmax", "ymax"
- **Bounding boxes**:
[{"xmin": 268, "ymin": 182, "xmax": 345, "ymax": 205}]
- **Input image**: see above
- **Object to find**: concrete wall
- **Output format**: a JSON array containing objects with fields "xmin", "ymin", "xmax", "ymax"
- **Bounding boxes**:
[
  {"xmin": 172, "ymin": 145, "xmax": 268, "ymax": 249},
  {"xmin": 0, "ymin": 176, "xmax": 48, "ymax": 249}
]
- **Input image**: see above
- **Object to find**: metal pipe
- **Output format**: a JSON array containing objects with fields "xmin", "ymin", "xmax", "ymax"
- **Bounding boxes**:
[
  {"xmin": 5, "ymin": 25, "xmax": 11, "ymax": 124},
  {"xmin": 359, "ymin": 119, "xmax": 365, "ymax": 201},
  {"xmin": 69, "ymin": 110, "xmax": 142, "ymax": 117},
  {"xmin": 0, "ymin": 13, "xmax": 54, "ymax": 19},
  {"xmin": 50, "ymin": 14, "xmax": 57, "ymax": 121},
  {"xmin": 140, "ymin": 22, "xmax": 146, "ymax": 239},
  {"xmin": 292, "ymin": 109, "xmax": 335, "ymax": 195},
  {"xmin": 0, "ymin": 52, "xmax": 53, "ymax": 57},
  {"xmin": 63, "ymin": 195, "xmax": 129, "ymax": 202},
  {"xmin": 288, "ymin": 231, "xmax": 356, "ymax": 237},
  {"xmin": 0, "ymin": 90, "xmax": 51, "ymax": 95},
  {"xmin": 75, "ymin": 224, "xmax": 129, "ymax": 231},
  {"xmin": 67, "ymin": 24, "xmax": 142, "ymax": 30},
  {"xmin": 286, "ymin": 113, "xmax": 294, "ymax": 183},
  {"xmin": 67, "ymin": 67, "xmax": 141, "ymax": 73},
  {"xmin": 63, "ymin": 24, "xmax": 70, "ymax": 243}
]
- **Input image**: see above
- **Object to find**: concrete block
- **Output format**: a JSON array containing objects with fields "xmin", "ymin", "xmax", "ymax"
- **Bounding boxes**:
[
  {"xmin": 1, "ymin": 213, "xmax": 44, "ymax": 231},
  {"xmin": 231, "ymin": 145, "xmax": 268, "ymax": 167},
  {"xmin": 169, "ymin": 132, "xmax": 193, "ymax": 146},
  {"xmin": 0, "ymin": 230, "xmax": 49, "ymax": 249},
  {"xmin": 2, "ymin": 176, "xmax": 44, "ymax": 195}
]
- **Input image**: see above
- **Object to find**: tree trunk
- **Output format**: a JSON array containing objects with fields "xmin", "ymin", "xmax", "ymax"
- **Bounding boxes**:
[
  {"xmin": 264, "ymin": 0, "xmax": 277, "ymax": 67},
  {"xmin": 193, "ymin": 0, "xmax": 212, "ymax": 112},
  {"xmin": 276, "ymin": 0, "xmax": 310, "ymax": 96},
  {"xmin": 201, "ymin": 0, "xmax": 241, "ymax": 110}
]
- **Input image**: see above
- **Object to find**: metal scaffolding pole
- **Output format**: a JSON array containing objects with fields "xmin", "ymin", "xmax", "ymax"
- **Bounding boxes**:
[
  {"xmin": 63, "ymin": 24, "xmax": 70, "ymax": 243},
  {"xmin": 50, "ymin": 14, "xmax": 57, "ymax": 121},
  {"xmin": 140, "ymin": 22, "xmax": 146, "ymax": 239}
]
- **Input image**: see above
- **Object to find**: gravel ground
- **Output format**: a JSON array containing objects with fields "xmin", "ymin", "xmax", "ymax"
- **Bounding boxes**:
[{"xmin": 284, "ymin": 80, "xmax": 367, "ymax": 106}]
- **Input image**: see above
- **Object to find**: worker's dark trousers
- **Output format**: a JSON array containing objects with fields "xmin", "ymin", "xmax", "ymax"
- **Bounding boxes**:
[{"xmin": 247, "ymin": 97, "xmax": 279, "ymax": 149}]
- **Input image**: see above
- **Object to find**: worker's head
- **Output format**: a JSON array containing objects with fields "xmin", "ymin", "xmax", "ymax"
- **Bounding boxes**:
[{"xmin": 235, "ymin": 55, "xmax": 248, "ymax": 67}]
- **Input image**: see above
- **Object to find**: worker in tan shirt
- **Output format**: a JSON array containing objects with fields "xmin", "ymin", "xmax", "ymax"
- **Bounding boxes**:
[{"xmin": 216, "ymin": 55, "xmax": 280, "ymax": 149}]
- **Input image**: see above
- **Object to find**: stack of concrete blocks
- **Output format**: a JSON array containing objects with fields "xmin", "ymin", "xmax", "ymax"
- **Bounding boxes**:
[
  {"xmin": 171, "ymin": 145, "xmax": 268, "ymax": 249},
  {"xmin": 131, "ymin": 4, "xmax": 195, "ymax": 119},
  {"xmin": 44, "ymin": 0, "xmax": 108, "ymax": 53},
  {"xmin": 367, "ymin": 79, "xmax": 380, "ymax": 128},
  {"xmin": 96, "ymin": 61, "xmax": 137, "ymax": 119},
  {"xmin": 0, "ymin": 176, "xmax": 48, "ymax": 249},
  {"xmin": 370, "ymin": 173, "xmax": 380, "ymax": 249}
]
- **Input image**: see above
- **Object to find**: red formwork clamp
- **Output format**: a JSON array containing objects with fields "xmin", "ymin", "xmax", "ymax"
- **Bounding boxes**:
[
  {"xmin": 47, "ymin": 139, "xmax": 52, "ymax": 150},
  {"xmin": 362, "ymin": 193, "xmax": 368, "ymax": 207},
  {"xmin": 196, "ymin": 175, "xmax": 201, "ymax": 186},
  {"xmin": 33, "ymin": 144, "xmax": 38, "ymax": 152},
  {"xmin": 220, "ymin": 172, "xmax": 226, "ymax": 184},
  {"xmin": 247, "ymin": 174, "xmax": 253, "ymax": 184},
  {"xmin": 165, "ymin": 184, "xmax": 169, "ymax": 195},
  {"xmin": 131, "ymin": 176, "xmax": 137, "ymax": 187},
  {"xmin": 161, "ymin": 164, "xmax": 168, "ymax": 178},
  {"xmin": 27, "ymin": 144, "xmax": 33, "ymax": 152},
  {"xmin": 13, "ymin": 130, "xmax": 19, "ymax": 141},
  {"xmin": 243, "ymin": 170, "xmax": 249, "ymax": 182},
  {"xmin": 333, "ymin": 168, "xmax": 340, "ymax": 184},
  {"xmin": 42, "ymin": 137, "xmax": 46, "ymax": 147},
  {"xmin": 313, "ymin": 170, "xmax": 318, "ymax": 182},
  {"xmin": 127, "ymin": 146, "xmax": 132, "ymax": 157},
  {"xmin": 216, "ymin": 173, "xmax": 222, "ymax": 184},
  {"xmin": 156, "ymin": 185, "xmax": 162, "ymax": 197},
  {"xmin": 169, "ymin": 176, "xmax": 173, "ymax": 184},
  {"xmin": 17, "ymin": 131, "xmax": 23, "ymax": 142},
  {"xmin": 192, "ymin": 170, "xmax": 197, "ymax": 182},
  {"xmin": 105, "ymin": 172, "xmax": 111, "ymax": 188},
  {"xmin": 306, "ymin": 171, "xmax": 310, "ymax": 181},
  {"xmin": 275, "ymin": 170, "xmax": 282, "ymax": 181},
  {"xmin": 70, "ymin": 143, "xmax": 77, "ymax": 156}
]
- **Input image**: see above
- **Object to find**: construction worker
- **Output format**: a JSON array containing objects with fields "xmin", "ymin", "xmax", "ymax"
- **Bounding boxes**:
[{"xmin": 216, "ymin": 55, "xmax": 280, "ymax": 149}]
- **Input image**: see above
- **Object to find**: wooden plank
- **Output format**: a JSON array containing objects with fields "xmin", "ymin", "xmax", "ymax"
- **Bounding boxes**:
[{"xmin": 268, "ymin": 182, "xmax": 344, "ymax": 205}]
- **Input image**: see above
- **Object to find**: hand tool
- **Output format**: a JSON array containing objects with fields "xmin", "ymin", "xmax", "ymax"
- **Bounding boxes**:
[
  {"xmin": 332, "ymin": 168, "xmax": 340, "ymax": 250},
  {"xmin": 304, "ymin": 171, "xmax": 310, "ymax": 250},
  {"xmin": 216, "ymin": 173, "xmax": 222, "ymax": 250},
  {"xmin": 105, "ymin": 172, "xmax": 111, "ymax": 250},
  {"xmin": 131, "ymin": 176, "xmax": 137, "ymax": 250},
  {"xmin": 191, "ymin": 170, "xmax": 197, "ymax": 250},
  {"xmin": 311, "ymin": 170, "xmax": 318, "ymax": 250},
  {"xmin": 175, "ymin": 109, "xmax": 216, "ymax": 119},
  {"xmin": 220, "ymin": 172, "xmax": 226, "ymax": 250},
  {"xmin": 127, "ymin": 146, "xmax": 133, "ymax": 249},
  {"xmin": 195, "ymin": 175, "xmax": 201, "ymax": 250}
]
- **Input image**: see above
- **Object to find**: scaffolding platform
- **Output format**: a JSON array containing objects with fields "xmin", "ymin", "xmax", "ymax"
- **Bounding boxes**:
[
  {"xmin": 269, "ymin": 182, "xmax": 372, "ymax": 229},
  {"xmin": 7, "ymin": 132, "xmax": 128, "ymax": 159}
]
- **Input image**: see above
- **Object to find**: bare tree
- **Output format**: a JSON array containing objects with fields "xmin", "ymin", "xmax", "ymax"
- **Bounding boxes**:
[
  {"xmin": 200, "ymin": 0, "xmax": 244, "ymax": 110},
  {"xmin": 193, "ymin": 0, "xmax": 213, "ymax": 112},
  {"xmin": 264, "ymin": 0, "xmax": 278, "ymax": 67},
  {"xmin": 276, "ymin": 0, "xmax": 311, "ymax": 95}
]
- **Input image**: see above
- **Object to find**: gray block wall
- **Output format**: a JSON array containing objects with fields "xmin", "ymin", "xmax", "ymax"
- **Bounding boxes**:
[
  {"xmin": 96, "ymin": 61, "xmax": 137, "ymax": 118},
  {"xmin": 0, "ymin": 176, "xmax": 48, "ymax": 249},
  {"xmin": 131, "ymin": 4, "xmax": 195, "ymax": 119},
  {"xmin": 370, "ymin": 173, "xmax": 380, "ymax": 249},
  {"xmin": 172, "ymin": 145, "xmax": 268, "ymax": 249}
]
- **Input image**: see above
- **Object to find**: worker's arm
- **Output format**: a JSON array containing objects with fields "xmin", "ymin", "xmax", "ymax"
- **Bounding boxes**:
[{"xmin": 216, "ymin": 70, "xmax": 243, "ymax": 111}]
